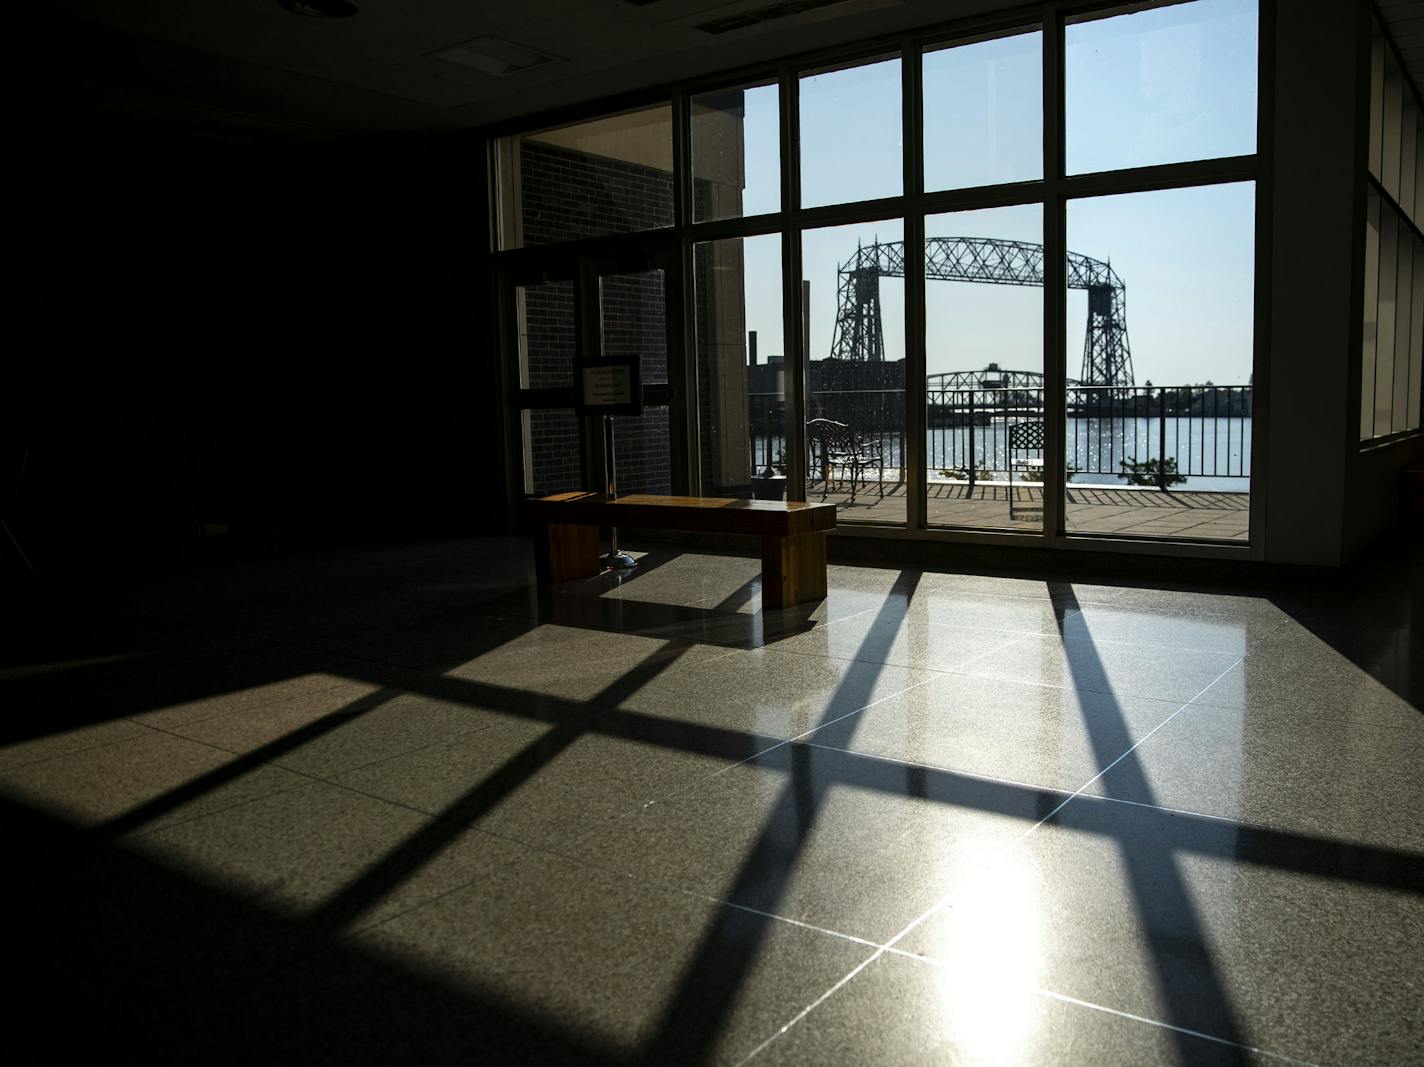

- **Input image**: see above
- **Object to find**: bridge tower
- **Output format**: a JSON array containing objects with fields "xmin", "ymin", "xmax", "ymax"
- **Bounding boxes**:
[{"xmin": 826, "ymin": 237, "xmax": 1135, "ymax": 388}]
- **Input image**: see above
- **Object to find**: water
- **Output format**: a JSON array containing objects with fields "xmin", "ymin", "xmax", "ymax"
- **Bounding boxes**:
[{"xmin": 753, "ymin": 417, "xmax": 1252, "ymax": 492}]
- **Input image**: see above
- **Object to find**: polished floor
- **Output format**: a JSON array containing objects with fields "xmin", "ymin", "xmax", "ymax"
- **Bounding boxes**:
[{"xmin": 2, "ymin": 537, "xmax": 1421, "ymax": 1064}]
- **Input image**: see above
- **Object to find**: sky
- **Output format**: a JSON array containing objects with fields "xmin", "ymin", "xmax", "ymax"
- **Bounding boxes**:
[{"xmin": 726, "ymin": 0, "xmax": 1259, "ymax": 386}]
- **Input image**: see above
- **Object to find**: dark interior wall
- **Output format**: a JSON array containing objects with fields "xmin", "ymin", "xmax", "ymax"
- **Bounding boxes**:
[{"xmin": 4, "ymin": 126, "xmax": 500, "ymax": 574}]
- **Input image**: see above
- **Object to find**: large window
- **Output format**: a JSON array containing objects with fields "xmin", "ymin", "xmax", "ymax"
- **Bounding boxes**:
[
  {"xmin": 1361, "ymin": 22, "xmax": 1424, "ymax": 442},
  {"xmin": 491, "ymin": 0, "xmax": 1261, "ymax": 551}
]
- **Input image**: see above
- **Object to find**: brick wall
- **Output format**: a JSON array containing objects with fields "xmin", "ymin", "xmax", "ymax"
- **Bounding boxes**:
[{"xmin": 520, "ymin": 140, "xmax": 674, "ymax": 495}]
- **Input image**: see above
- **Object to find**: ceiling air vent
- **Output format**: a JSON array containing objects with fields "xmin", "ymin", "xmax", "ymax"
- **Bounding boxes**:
[{"xmin": 696, "ymin": 0, "xmax": 898, "ymax": 36}]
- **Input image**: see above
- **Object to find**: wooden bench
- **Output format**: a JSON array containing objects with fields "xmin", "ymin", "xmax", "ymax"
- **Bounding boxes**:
[{"xmin": 525, "ymin": 492, "xmax": 838, "ymax": 608}]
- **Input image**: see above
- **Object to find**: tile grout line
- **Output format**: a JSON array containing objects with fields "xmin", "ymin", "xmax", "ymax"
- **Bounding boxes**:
[
  {"xmin": 881, "ymin": 652, "xmax": 1248, "ymax": 952},
  {"xmin": 739, "ymin": 651, "xmax": 1251, "ymax": 1066},
  {"xmin": 877, "ymin": 947, "xmax": 1327, "ymax": 1067},
  {"xmin": 667, "ymin": 628, "xmax": 1045, "ymax": 803}
]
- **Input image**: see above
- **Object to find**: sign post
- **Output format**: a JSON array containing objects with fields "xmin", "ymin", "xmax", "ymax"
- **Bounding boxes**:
[{"xmin": 576, "ymin": 354, "xmax": 642, "ymax": 571}]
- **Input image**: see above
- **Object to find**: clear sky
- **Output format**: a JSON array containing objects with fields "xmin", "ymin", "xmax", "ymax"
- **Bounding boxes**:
[{"xmin": 737, "ymin": 0, "xmax": 1258, "ymax": 386}]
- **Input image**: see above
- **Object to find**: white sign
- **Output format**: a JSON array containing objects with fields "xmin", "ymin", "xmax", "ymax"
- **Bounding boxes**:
[{"xmin": 582, "ymin": 364, "xmax": 634, "ymax": 407}]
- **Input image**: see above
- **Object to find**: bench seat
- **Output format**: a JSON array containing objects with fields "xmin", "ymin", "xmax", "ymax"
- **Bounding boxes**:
[{"xmin": 525, "ymin": 492, "xmax": 837, "ymax": 608}]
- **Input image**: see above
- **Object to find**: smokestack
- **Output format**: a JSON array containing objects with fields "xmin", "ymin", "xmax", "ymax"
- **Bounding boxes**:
[
  {"xmin": 748, "ymin": 329, "xmax": 758, "ymax": 366},
  {"xmin": 801, "ymin": 279, "xmax": 811, "ymax": 364}
]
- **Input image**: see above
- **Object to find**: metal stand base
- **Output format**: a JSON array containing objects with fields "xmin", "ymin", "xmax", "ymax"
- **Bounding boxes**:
[{"xmin": 602, "ymin": 550, "xmax": 638, "ymax": 570}]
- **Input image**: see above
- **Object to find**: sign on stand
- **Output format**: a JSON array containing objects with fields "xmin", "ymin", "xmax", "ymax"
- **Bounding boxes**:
[{"xmin": 575, "ymin": 354, "xmax": 642, "ymax": 417}]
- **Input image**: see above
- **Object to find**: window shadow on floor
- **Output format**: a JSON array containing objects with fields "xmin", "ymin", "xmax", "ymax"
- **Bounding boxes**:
[{"xmin": 2, "ymin": 796, "xmax": 621, "ymax": 1066}]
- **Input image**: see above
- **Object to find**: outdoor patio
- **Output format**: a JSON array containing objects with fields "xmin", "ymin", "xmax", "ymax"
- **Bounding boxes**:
[{"xmin": 809, "ymin": 480, "xmax": 1250, "ymax": 541}]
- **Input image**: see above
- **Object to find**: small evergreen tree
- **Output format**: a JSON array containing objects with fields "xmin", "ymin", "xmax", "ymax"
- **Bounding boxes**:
[{"xmin": 1120, "ymin": 457, "xmax": 1186, "ymax": 487}]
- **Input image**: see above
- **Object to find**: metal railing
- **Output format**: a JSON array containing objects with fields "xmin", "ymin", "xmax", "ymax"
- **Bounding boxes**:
[{"xmin": 745, "ymin": 384, "xmax": 1252, "ymax": 490}]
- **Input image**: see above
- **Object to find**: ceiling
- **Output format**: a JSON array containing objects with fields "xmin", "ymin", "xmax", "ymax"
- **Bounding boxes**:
[
  {"xmin": 6, "ymin": 0, "xmax": 1017, "ymax": 158},
  {"xmin": 10, "ymin": 1, "xmax": 1424, "ymax": 161},
  {"xmin": 1379, "ymin": 0, "xmax": 1424, "ymax": 92}
]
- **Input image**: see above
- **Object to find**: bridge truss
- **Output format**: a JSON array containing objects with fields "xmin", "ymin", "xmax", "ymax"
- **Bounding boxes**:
[{"xmin": 829, "ymin": 237, "xmax": 1134, "ymax": 388}]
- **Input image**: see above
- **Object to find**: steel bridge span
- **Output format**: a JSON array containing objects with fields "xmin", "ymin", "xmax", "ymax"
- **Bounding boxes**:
[{"xmin": 830, "ymin": 237, "xmax": 1135, "ymax": 388}]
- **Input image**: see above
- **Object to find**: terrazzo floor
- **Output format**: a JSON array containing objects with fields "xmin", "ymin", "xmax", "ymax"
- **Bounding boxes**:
[{"xmin": 2, "ymin": 535, "xmax": 1420, "ymax": 1065}]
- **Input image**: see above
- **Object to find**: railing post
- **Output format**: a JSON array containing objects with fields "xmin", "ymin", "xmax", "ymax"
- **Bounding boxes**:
[
  {"xmin": 967, "ymin": 389, "xmax": 976, "ymax": 499},
  {"xmin": 1158, "ymin": 387, "xmax": 1169, "ymax": 493}
]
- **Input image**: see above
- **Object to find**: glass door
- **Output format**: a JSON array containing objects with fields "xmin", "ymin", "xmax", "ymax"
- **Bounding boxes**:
[{"xmin": 503, "ymin": 247, "xmax": 683, "ymax": 503}]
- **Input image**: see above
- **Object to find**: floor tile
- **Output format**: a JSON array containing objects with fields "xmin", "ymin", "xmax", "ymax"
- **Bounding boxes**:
[
  {"xmin": 572, "ymin": 742, "xmax": 1057, "ymax": 942},
  {"xmin": 962, "ymin": 632, "xmax": 1241, "ymax": 704},
  {"xmin": 898, "ymin": 795, "xmax": 1424, "ymax": 1067},
  {"xmin": 332, "ymin": 715, "xmax": 782, "ymax": 849},
  {"xmin": 891, "ymin": 587, "xmax": 1082, "ymax": 633},
  {"xmin": 1058, "ymin": 601, "xmax": 1285, "ymax": 654},
  {"xmin": 801, "ymin": 673, "xmax": 1184, "ymax": 794},
  {"xmin": 755, "ymin": 951, "xmax": 1287, "ymax": 1066},
  {"xmin": 0, "ymin": 716, "xmax": 155, "ymax": 771},
  {"xmin": 443, "ymin": 622, "xmax": 738, "ymax": 703},
  {"xmin": 174, "ymin": 686, "xmax": 503, "ymax": 779},
  {"xmin": 621, "ymin": 646, "xmax": 935, "ymax": 739},
  {"xmin": 135, "ymin": 779, "xmax": 526, "ymax": 931},
  {"xmin": 767, "ymin": 612, "xmax": 1030, "ymax": 673},
  {"xmin": 313, "ymin": 847, "xmax": 877, "ymax": 1064},
  {"xmin": 1083, "ymin": 702, "xmax": 1424, "ymax": 851},
  {"xmin": 1193, "ymin": 637, "xmax": 1424, "ymax": 729},
  {"xmin": 0, "ymin": 730, "xmax": 309, "ymax": 834},
  {"xmin": 299, "ymin": 613, "xmax": 540, "ymax": 672}
]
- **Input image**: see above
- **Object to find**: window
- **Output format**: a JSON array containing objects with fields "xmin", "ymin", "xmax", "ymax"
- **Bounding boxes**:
[
  {"xmin": 1066, "ymin": 0, "xmax": 1256, "ymax": 175},
  {"xmin": 491, "ymin": 1, "xmax": 1260, "ymax": 550},
  {"xmin": 1065, "ymin": 184, "xmax": 1255, "ymax": 541},
  {"xmin": 694, "ymin": 236, "xmax": 784, "ymax": 495},
  {"xmin": 800, "ymin": 56, "xmax": 903, "ymax": 208},
  {"xmin": 923, "ymin": 30, "xmax": 1042, "ymax": 192},
  {"xmin": 692, "ymin": 82, "xmax": 781, "ymax": 222},
  {"xmin": 495, "ymin": 105, "xmax": 674, "ymax": 249},
  {"xmin": 1361, "ymin": 22, "xmax": 1424, "ymax": 441},
  {"xmin": 804, "ymin": 219, "xmax": 907, "ymax": 525}
]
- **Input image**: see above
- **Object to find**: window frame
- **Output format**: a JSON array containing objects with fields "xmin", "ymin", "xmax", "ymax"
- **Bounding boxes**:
[{"xmin": 486, "ymin": 0, "xmax": 1270, "ymax": 561}]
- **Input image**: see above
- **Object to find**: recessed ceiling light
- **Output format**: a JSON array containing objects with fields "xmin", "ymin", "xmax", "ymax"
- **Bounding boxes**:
[
  {"xmin": 431, "ymin": 36, "xmax": 560, "ymax": 77},
  {"xmin": 278, "ymin": 0, "xmax": 359, "ymax": 18}
]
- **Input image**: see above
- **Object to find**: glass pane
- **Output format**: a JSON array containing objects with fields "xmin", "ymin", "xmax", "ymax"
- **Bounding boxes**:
[
  {"xmin": 692, "ymin": 82, "xmax": 780, "ymax": 222},
  {"xmin": 923, "ymin": 30, "xmax": 1042, "ymax": 192},
  {"xmin": 1371, "ymin": 32, "xmax": 1385, "ymax": 181},
  {"xmin": 518, "ymin": 279, "xmax": 575, "ymax": 389},
  {"xmin": 803, "ymin": 218, "xmax": 907, "ymax": 524},
  {"xmin": 1065, "ymin": 183, "xmax": 1255, "ymax": 542},
  {"xmin": 1411, "ymin": 237, "xmax": 1424, "ymax": 431},
  {"xmin": 609, "ymin": 411, "xmax": 672, "ymax": 495},
  {"xmin": 1384, "ymin": 53, "xmax": 1403, "ymax": 201},
  {"xmin": 527, "ymin": 409, "xmax": 583, "ymax": 496},
  {"xmin": 496, "ymin": 104, "xmax": 673, "ymax": 249},
  {"xmin": 800, "ymin": 57, "xmax": 902, "ymax": 208},
  {"xmin": 693, "ymin": 235, "xmax": 784, "ymax": 497},
  {"xmin": 1377, "ymin": 209, "xmax": 1398, "ymax": 439},
  {"xmin": 1395, "ymin": 227, "xmax": 1415, "ymax": 435},
  {"xmin": 923, "ymin": 205, "xmax": 1044, "ymax": 532},
  {"xmin": 601, "ymin": 269, "xmax": 671, "ymax": 495},
  {"xmin": 1362, "ymin": 190, "xmax": 1380, "ymax": 441},
  {"xmin": 600, "ymin": 269, "xmax": 668, "ymax": 386},
  {"xmin": 1066, "ymin": 0, "xmax": 1257, "ymax": 175}
]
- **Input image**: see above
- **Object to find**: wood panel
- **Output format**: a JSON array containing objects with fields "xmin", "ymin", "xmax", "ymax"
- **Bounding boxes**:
[{"xmin": 760, "ymin": 531, "xmax": 828, "ymax": 609}]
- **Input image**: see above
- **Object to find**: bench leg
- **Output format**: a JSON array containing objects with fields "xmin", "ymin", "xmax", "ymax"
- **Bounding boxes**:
[
  {"xmin": 534, "ymin": 522, "xmax": 601, "ymax": 585},
  {"xmin": 761, "ymin": 532, "xmax": 828, "ymax": 609}
]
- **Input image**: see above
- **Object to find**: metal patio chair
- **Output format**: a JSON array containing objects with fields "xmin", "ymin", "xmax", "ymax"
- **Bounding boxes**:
[
  {"xmin": 1007, "ymin": 421, "xmax": 1044, "ymax": 522},
  {"xmin": 807, "ymin": 418, "xmax": 884, "ymax": 503}
]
